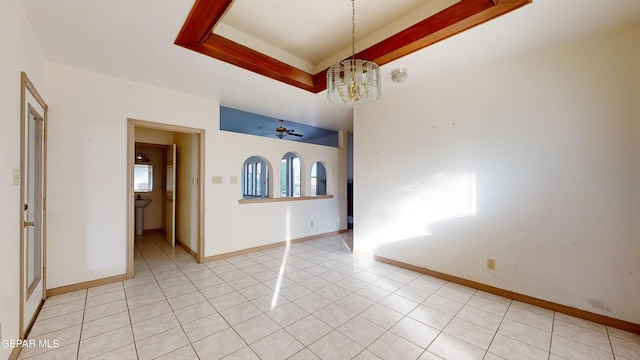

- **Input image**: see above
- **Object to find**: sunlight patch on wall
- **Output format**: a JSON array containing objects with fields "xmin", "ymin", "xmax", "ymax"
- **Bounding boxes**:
[{"xmin": 357, "ymin": 172, "xmax": 477, "ymax": 253}]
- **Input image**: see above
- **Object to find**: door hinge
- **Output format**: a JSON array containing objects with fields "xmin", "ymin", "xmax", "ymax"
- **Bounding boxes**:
[
  {"xmin": 43, "ymin": 198, "xmax": 46, "ymax": 210},
  {"xmin": 43, "ymin": 129, "xmax": 47, "ymax": 141}
]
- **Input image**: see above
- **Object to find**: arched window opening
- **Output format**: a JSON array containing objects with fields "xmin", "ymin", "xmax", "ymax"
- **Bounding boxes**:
[
  {"xmin": 311, "ymin": 162, "xmax": 327, "ymax": 196},
  {"xmin": 280, "ymin": 152, "xmax": 300, "ymax": 197},
  {"xmin": 242, "ymin": 156, "xmax": 269, "ymax": 199}
]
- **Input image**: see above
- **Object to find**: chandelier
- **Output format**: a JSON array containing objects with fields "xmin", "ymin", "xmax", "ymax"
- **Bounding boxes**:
[{"xmin": 327, "ymin": 0, "xmax": 381, "ymax": 105}]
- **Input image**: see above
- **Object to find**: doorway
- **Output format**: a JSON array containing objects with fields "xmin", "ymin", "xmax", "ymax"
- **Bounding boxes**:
[
  {"xmin": 127, "ymin": 119, "xmax": 205, "ymax": 279},
  {"xmin": 134, "ymin": 143, "xmax": 175, "ymax": 246},
  {"xmin": 20, "ymin": 72, "xmax": 48, "ymax": 337}
]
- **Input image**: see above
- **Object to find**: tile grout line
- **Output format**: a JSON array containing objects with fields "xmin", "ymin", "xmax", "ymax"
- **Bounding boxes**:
[
  {"xmin": 552, "ymin": 317, "xmax": 622, "ymax": 357},
  {"xmin": 75, "ymin": 289, "xmax": 88, "ymax": 360},
  {"xmin": 286, "ymin": 256, "xmax": 439, "ymax": 359},
  {"xmin": 549, "ymin": 311, "xmax": 556, "ymax": 360},
  {"xmin": 158, "ymin": 236, "xmax": 486, "ymax": 360},
  {"xmin": 149, "ymin": 232, "xmax": 259, "ymax": 359},
  {"xmin": 231, "ymin": 239, "xmax": 350, "ymax": 358},
  {"xmin": 139, "ymin": 233, "xmax": 199, "ymax": 359},
  {"xmin": 128, "ymin": 236, "xmax": 156, "ymax": 360},
  {"xmin": 605, "ymin": 325, "xmax": 616, "ymax": 358},
  {"xmin": 345, "ymin": 272, "xmax": 446, "ymax": 359},
  {"xmin": 393, "ymin": 277, "xmax": 447, "ymax": 360},
  {"xmin": 430, "ymin": 285, "xmax": 483, "ymax": 359},
  {"xmin": 484, "ymin": 299, "xmax": 513, "ymax": 360},
  {"xmin": 46, "ymin": 232, "xmax": 635, "ymax": 360}
]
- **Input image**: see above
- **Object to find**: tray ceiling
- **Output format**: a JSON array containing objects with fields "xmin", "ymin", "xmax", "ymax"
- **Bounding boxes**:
[{"xmin": 175, "ymin": 0, "xmax": 532, "ymax": 93}]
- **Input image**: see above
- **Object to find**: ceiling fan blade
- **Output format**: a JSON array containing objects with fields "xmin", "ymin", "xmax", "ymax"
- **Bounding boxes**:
[{"xmin": 288, "ymin": 132, "xmax": 303, "ymax": 137}]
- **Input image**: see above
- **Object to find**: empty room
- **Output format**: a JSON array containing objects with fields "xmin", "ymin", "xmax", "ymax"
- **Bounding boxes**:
[{"xmin": 1, "ymin": 0, "xmax": 639, "ymax": 359}]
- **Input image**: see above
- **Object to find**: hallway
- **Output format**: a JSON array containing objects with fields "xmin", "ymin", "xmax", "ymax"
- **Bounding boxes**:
[{"xmin": 17, "ymin": 232, "xmax": 640, "ymax": 359}]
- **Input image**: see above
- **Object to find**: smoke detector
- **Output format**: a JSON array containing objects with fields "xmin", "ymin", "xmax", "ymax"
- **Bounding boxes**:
[{"xmin": 391, "ymin": 68, "xmax": 408, "ymax": 83}]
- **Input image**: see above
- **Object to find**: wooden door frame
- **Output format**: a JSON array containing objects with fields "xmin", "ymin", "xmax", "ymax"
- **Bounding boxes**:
[
  {"xmin": 166, "ymin": 143, "xmax": 177, "ymax": 248},
  {"xmin": 126, "ymin": 119, "xmax": 206, "ymax": 278},
  {"xmin": 19, "ymin": 72, "xmax": 48, "ymax": 337}
]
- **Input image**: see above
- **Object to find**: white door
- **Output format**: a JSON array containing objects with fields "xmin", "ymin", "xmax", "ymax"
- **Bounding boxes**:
[
  {"xmin": 22, "ymin": 104, "xmax": 46, "ymax": 335},
  {"xmin": 166, "ymin": 144, "xmax": 176, "ymax": 247}
]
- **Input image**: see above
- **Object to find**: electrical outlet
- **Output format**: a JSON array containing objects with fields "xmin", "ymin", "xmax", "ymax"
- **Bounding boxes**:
[
  {"xmin": 230, "ymin": 176, "xmax": 238, "ymax": 184},
  {"xmin": 487, "ymin": 258, "xmax": 496, "ymax": 270}
]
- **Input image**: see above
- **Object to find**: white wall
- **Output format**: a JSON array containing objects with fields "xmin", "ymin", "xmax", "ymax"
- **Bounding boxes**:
[
  {"xmin": 0, "ymin": 1, "xmax": 47, "ymax": 357},
  {"xmin": 207, "ymin": 130, "xmax": 348, "ymax": 256},
  {"xmin": 45, "ymin": 62, "xmax": 347, "ymax": 290},
  {"xmin": 354, "ymin": 22, "xmax": 640, "ymax": 323},
  {"xmin": 45, "ymin": 63, "xmax": 219, "ymax": 288}
]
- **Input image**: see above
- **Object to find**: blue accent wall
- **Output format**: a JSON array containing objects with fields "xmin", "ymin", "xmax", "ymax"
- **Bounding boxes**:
[{"xmin": 220, "ymin": 106, "xmax": 339, "ymax": 147}]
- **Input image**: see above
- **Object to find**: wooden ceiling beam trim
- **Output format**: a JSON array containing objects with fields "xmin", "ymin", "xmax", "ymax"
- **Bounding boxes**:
[
  {"xmin": 175, "ymin": 0, "xmax": 234, "ymax": 45},
  {"xmin": 357, "ymin": 0, "xmax": 496, "ymax": 65},
  {"xmin": 174, "ymin": 0, "xmax": 532, "ymax": 94},
  {"xmin": 202, "ymin": 34, "xmax": 316, "ymax": 92},
  {"xmin": 360, "ymin": 0, "xmax": 532, "ymax": 66}
]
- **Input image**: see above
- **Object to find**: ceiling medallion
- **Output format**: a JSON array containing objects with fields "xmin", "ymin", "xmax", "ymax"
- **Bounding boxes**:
[{"xmin": 326, "ymin": 0, "xmax": 381, "ymax": 106}]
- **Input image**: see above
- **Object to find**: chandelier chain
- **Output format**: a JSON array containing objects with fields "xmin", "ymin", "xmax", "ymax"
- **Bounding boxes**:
[
  {"xmin": 351, "ymin": 0, "xmax": 355, "ymax": 60},
  {"xmin": 326, "ymin": 0, "xmax": 381, "ymax": 105}
]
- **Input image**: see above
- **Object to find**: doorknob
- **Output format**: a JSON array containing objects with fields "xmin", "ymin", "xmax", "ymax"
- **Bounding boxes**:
[{"xmin": 24, "ymin": 221, "xmax": 35, "ymax": 227}]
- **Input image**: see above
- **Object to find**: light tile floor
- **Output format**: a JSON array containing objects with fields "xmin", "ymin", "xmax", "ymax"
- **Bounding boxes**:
[{"xmin": 19, "ymin": 232, "xmax": 640, "ymax": 359}]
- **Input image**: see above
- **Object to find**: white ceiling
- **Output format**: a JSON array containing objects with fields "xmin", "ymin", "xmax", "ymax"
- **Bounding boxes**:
[
  {"xmin": 20, "ymin": 0, "xmax": 640, "ymax": 132},
  {"xmin": 216, "ymin": 0, "xmax": 456, "ymax": 72}
]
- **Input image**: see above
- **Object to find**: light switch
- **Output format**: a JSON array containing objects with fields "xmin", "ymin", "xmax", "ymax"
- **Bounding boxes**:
[
  {"xmin": 12, "ymin": 169, "xmax": 20, "ymax": 185},
  {"xmin": 230, "ymin": 176, "xmax": 238, "ymax": 184},
  {"xmin": 212, "ymin": 176, "xmax": 223, "ymax": 184}
]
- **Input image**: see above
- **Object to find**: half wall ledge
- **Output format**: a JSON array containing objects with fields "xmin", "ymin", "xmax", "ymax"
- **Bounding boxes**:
[{"xmin": 238, "ymin": 195, "xmax": 334, "ymax": 204}]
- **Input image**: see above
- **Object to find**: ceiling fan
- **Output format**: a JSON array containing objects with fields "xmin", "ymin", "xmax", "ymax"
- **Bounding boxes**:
[{"xmin": 275, "ymin": 120, "xmax": 303, "ymax": 139}]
